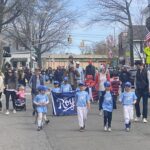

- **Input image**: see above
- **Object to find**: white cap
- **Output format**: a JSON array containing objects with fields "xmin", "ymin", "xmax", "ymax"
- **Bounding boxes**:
[{"xmin": 76, "ymin": 61, "xmax": 80, "ymax": 64}]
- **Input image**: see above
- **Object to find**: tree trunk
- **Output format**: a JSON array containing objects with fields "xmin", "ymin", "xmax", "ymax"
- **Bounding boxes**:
[{"xmin": 37, "ymin": 52, "xmax": 42, "ymax": 68}]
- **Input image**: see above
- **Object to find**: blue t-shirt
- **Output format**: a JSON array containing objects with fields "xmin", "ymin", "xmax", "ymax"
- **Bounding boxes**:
[
  {"xmin": 102, "ymin": 91, "xmax": 113, "ymax": 112},
  {"xmin": 34, "ymin": 94, "xmax": 49, "ymax": 113},
  {"xmin": 75, "ymin": 90, "xmax": 90, "ymax": 107},
  {"xmin": 52, "ymin": 87, "xmax": 61, "ymax": 93},
  {"xmin": 120, "ymin": 91, "xmax": 137, "ymax": 105},
  {"xmin": 61, "ymin": 83, "xmax": 72, "ymax": 93}
]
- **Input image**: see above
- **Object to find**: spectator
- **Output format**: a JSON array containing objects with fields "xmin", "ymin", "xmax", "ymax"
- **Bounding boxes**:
[{"xmin": 134, "ymin": 61, "xmax": 150, "ymax": 123}]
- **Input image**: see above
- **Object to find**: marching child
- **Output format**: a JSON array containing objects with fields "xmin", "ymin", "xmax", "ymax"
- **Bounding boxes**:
[
  {"xmin": 102, "ymin": 81, "xmax": 114, "ymax": 132},
  {"xmin": 75, "ymin": 82, "xmax": 90, "ymax": 132},
  {"xmin": 34, "ymin": 85, "xmax": 50, "ymax": 131},
  {"xmin": 51, "ymin": 81, "xmax": 61, "ymax": 93},
  {"xmin": 119, "ymin": 82, "xmax": 137, "ymax": 132},
  {"xmin": 61, "ymin": 77, "xmax": 72, "ymax": 93}
]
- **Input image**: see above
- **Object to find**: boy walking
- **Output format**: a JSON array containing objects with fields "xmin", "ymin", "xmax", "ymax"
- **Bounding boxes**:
[
  {"xmin": 119, "ymin": 82, "xmax": 137, "ymax": 132},
  {"xmin": 102, "ymin": 81, "xmax": 114, "ymax": 132},
  {"xmin": 75, "ymin": 82, "xmax": 90, "ymax": 132}
]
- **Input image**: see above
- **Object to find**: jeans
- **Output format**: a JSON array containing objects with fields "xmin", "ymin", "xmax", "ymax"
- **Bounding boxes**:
[
  {"xmin": 5, "ymin": 91, "xmax": 16, "ymax": 110},
  {"xmin": 103, "ymin": 110, "xmax": 112, "ymax": 127},
  {"xmin": 135, "ymin": 89, "xmax": 149, "ymax": 118},
  {"xmin": 99, "ymin": 91, "xmax": 105, "ymax": 110},
  {"xmin": 0, "ymin": 92, "xmax": 2, "ymax": 108}
]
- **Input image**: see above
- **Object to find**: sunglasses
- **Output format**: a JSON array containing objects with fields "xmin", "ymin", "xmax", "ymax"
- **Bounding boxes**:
[{"xmin": 8, "ymin": 72, "xmax": 12, "ymax": 73}]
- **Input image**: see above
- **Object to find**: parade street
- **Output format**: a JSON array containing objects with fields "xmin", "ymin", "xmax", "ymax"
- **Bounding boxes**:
[{"xmin": 0, "ymin": 90, "xmax": 150, "ymax": 150}]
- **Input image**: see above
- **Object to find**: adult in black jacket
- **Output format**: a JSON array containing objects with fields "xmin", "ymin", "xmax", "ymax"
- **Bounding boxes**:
[
  {"xmin": 85, "ymin": 61, "xmax": 95, "ymax": 80},
  {"xmin": 119, "ymin": 66, "xmax": 131, "ymax": 92},
  {"xmin": 134, "ymin": 61, "xmax": 150, "ymax": 123}
]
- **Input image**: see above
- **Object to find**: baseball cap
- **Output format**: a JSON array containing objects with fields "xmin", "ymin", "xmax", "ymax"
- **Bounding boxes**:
[
  {"xmin": 78, "ymin": 82, "xmax": 85, "ymax": 86},
  {"xmin": 104, "ymin": 81, "xmax": 111, "ymax": 87},
  {"xmin": 76, "ymin": 61, "xmax": 80, "ymax": 64},
  {"xmin": 64, "ymin": 77, "xmax": 68, "ymax": 81},
  {"xmin": 37, "ymin": 85, "xmax": 48, "ymax": 91},
  {"xmin": 54, "ymin": 81, "xmax": 59, "ymax": 84},
  {"xmin": 125, "ymin": 82, "xmax": 131, "ymax": 87}
]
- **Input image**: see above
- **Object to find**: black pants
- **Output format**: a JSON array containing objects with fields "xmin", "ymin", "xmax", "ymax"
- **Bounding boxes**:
[
  {"xmin": 5, "ymin": 91, "xmax": 16, "ymax": 110},
  {"xmin": 0, "ymin": 92, "xmax": 2, "ymax": 108},
  {"xmin": 135, "ymin": 90, "xmax": 149, "ymax": 118},
  {"xmin": 103, "ymin": 110, "xmax": 112, "ymax": 128}
]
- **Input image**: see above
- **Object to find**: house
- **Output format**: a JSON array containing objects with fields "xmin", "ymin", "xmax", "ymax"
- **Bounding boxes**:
[{"xmin": 118, "ymin": 25, "xmax": 148, "ymax": 64}]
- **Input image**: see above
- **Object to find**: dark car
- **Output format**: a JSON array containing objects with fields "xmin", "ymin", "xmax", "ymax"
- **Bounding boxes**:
[{"xmin": 129, "ymin": 69, "xmax": 137, "ymax": 88}]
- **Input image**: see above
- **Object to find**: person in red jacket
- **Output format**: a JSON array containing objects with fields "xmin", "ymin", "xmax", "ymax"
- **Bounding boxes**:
[{"xmin": 110, "ymin": 72, "xmax": 120, "ymax": 109}]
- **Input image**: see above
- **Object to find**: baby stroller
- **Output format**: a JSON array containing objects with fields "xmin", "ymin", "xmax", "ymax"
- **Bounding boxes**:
[
  {"xmin": 85, "ymin": 75, "xmax": 99, "ymax": 102},
  {"xmin": 15, "ymin": 88, "xmax": 26, "ymax": 111}
]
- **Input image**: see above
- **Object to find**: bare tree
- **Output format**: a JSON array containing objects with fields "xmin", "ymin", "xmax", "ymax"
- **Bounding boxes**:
[
  {"xmin": 0, "ymin": 0, "xmax": 31, "ymax": 69},
  {"xmin": 88, "ymin": 0, "xmax": 135, "ymax": 66},
  {"xmin": 7, "ymin": 0, "xmax": 75, "ymax": 67}
]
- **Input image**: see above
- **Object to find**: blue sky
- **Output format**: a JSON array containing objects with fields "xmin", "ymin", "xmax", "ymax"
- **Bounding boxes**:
[{"xmin": 64, "ymin": 0, "xmax": 148, "ymax": 54}]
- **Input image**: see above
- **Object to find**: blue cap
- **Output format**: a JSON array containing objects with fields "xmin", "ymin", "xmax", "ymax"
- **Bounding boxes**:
[
  {"xmin": 64, "ymin": 77, "xmax": 68, "ymax": 81},
  {"xmin": 54, "ymin": 81, "xmax": 59, "ymax": 84},
  {"xmin": 125, "ymin": 82, "xmax": 131, "ymax": 87},
  {"xmin": 78, "ymin": 82, "xmax": 85, "ymax": 86},
  {"xmin": 37, "ymin": 85, "xmax": 48, "ymax": 91},
  {"xmin": 104, "ymin": 81, "xmax": 111, "ymax": 87}
]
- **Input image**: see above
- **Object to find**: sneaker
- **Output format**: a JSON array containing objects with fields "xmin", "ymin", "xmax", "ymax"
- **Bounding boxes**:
[
  {"xmin": 108, "ymin": 128, "xmax": 111, "ymax": 132},
  {"xmin": 99, "ymin": 110, "xmax": 103, "ymax": 116},
  {"xmin": 37, "ymin": 127, "xmax": 41, "ymax": 131},
  {"xmin": 126, "ymin": 128, "xmax": 130, "ymax": 132},
  {"xmin": 104, "ymin": 126, "xmax": 107, "ymax": 131},
  {"xmin": 143, "ymin": 118, "xmax": 148, "ymax": 123},
  {"xmin": 5, "ymin": 110, "xmax": 10, "ymax": 115},
  {"xmin": 13, "ymin": 109, "xmax": 16, "ymax": 114},
  {"xmin": 79, "ymin": 127, "xmax": 84, "ymax": 132},
  {"xmin": 45, "ymin": 119, "xmax": 50, "ymax": 124},
  {"xmin": 134, "ymin": 117, "xmax": 140, "ymax": 122}
]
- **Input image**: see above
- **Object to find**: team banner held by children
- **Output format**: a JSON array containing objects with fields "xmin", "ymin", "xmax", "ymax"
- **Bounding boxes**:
[{"xmin": 51, "ymin": 91, "xmax": 77, "ymax": 116}]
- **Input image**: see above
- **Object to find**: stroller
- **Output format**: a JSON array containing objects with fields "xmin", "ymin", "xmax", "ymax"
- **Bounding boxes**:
[
  {"xmin": 85, "ymin": 75, "xmax": 99, "ymax": 102},
  {"xmin": 15, "ymin": 88, "xmax": 26, "ymax": 111}
]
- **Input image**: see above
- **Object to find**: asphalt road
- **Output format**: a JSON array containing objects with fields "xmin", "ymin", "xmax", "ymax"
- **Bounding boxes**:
[{"xmin": 0, "ymin": 90, "xmax": 150, "ymax": 150}]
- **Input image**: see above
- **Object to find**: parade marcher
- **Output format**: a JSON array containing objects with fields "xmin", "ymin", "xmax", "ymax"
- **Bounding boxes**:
[
  {"xmin": 102, "ymin": 81, "xmax": 114, "ymax": 132},
  {"xmin": 33, "ymin": 85, "xmax": 50, "ymax": 131},
  {"xmin": 98, "ymin": 64, "xmax": 110, "ymax": 116},
  {"xmin": 4, "ymin": 69, "xmax": 18, "ymax": 114},
  {"xmin": 85, "ymin": 60, "xmax": 95, "ymax": 80},
  {"xmin": 0, "ymin": 71, "xmax": 4, "ymax": 111},
  {"xmin": 119, "ymin": 66, "xmax": 131, "ymax": 92},
  {"xmin": 54, "ymin": 66, "xmax": 64, "ymax": 84},
  {"xmin": 29, "ymin": 68, "xmax": 44, "ymax": 116},
  {"xmin": 75, "ymin": 82, "xmax": 90, "ymax": 132},
  {"xmin": 110, "ymin": 72, "xmax": 120, "ymax": 109},
  {"xmin": 75, "ymin": 61, "xmax": 84, "ymax": 85},
  {"xmin": 119, "ymin": 82, "xmax": 137, "ymax": 132},
  {"xmin": 134, "ymin": 61, "xmax": 150, "ymax": 123},
  {"xmin": 51, "ymin": 81, "xmax": 61, "ymax": 93},
  {"xmin": 61, "ymin": 77, "xmax": 72, "ymax": 93}
]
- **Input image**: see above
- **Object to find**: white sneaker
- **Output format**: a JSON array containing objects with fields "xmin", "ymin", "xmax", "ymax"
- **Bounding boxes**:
[
  {"xmin": 108, "ymin": 128, "xmax": 111, "ymax": 132},
  {"xmin": 5, "ymin": 110, "xmax": 10, "ymax": 115},
  {"xmin": 104, "ymin": 126, "xmax": 107, "ymax": 131},
  {"xmin": 99, "ymin": 110, "xmax": 103, "ymax": 116},
  {"xmin": 126, "ymin": 128, "xmax": 130, "ymax": 132},
  {"xmin": 13, "ymin": 109, "xmax": 16, "ymax": 114},
  {"xmin": 143, "ymin": 118, "xmax": 148, "ymax": 123},
  {"xmin": 134, "ymin": 117, "xmax": 140, "ymax": 122}
]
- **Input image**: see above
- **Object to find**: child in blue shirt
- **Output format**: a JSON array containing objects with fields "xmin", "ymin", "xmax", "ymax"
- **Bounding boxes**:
[
  {"xmin": 119, "ymin": 82, "xmax": 137, "ymax": 132},
  {"xmin": 51, "ymin": 81, "xmax": 61, "ymax": 93},
  {"xmin": 102, "ymin": 81, "xmax": 114, "ymax": 132},
  {"xmin": 34, "ymin": 85, "xmax": 50, "ymax": 131},
  {"xmin": 75, "ymin": 82, "xmax": 90, "ymax": 132},
  {"xmin": 61, "ymin": 77, "xmax": 72, "ymax": 93}
]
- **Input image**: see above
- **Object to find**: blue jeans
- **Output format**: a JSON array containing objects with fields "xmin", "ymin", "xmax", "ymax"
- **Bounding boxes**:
[
  {"xmin": 135, "ymin": 89, "xmax": 149, "ymax": 118},
  {"xmin": 99, "ymin": 91, "xmax": 105, "ymax": 110},
  {"xmin": 103, "ymin": 110, "xmax": 112, "ymax": 127}
]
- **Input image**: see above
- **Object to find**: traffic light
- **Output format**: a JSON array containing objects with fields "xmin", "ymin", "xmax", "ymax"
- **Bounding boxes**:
[
  {"xmin": 3, "ymin": 47, "xmax": 11, "ymax": 57},
  {"xmin": 80, "ymin": 40, "xmax": 85, "ymax": 48},
  {"xmin": 68, "ymin": 35, "xmax": 72, "ymax": 44}
]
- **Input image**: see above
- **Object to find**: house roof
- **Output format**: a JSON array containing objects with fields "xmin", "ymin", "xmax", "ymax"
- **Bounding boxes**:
[{"xmin": 132, "ymin": 25, "xmax": 148, "ymax": 40}]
